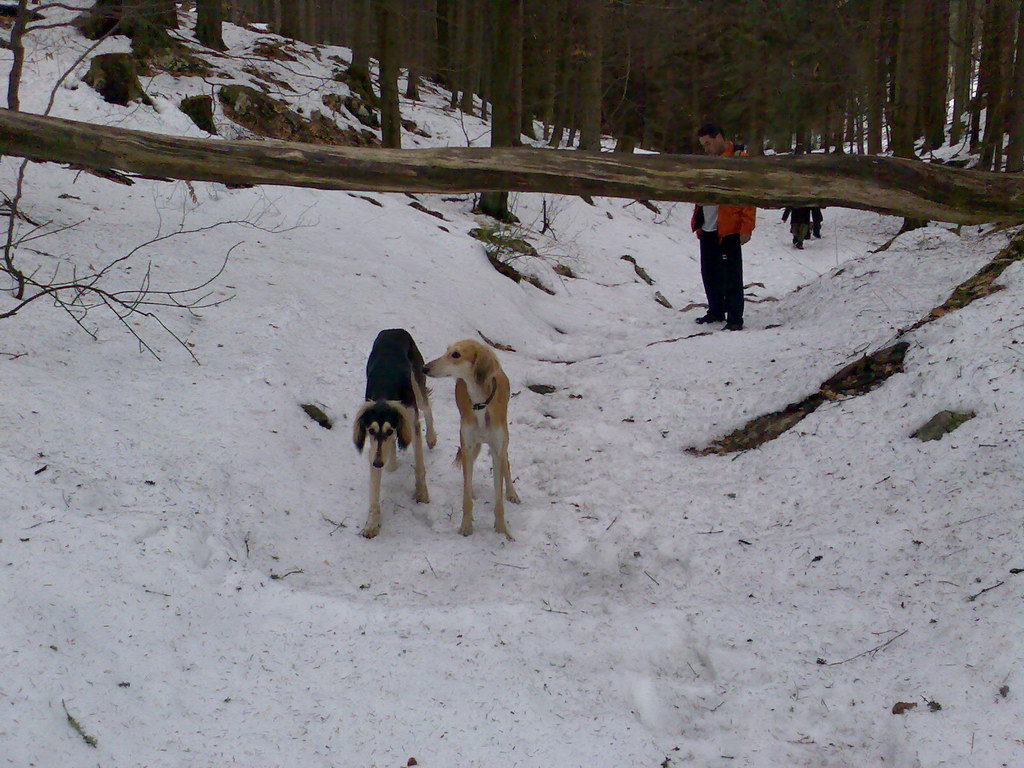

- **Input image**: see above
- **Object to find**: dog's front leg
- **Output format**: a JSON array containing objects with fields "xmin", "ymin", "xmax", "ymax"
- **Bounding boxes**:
[
  {"xmin": 413, "ymin": 413, "xmax": 429, "ymax": 503},
  {"xmin": 385, "ymin": 436, "xmax": 398, "ymax": 472},
  {"xmin": 361, "ymin": 466, "xmax": 383, "ymax": 539},
  {"xmin": 503, "ymin": 453, "xmax": 520, "ymax": 504},
  {"xmin": 414, "ymin": 383, "xmax": 437, "ymax": 450},
  {"xmin": 490, "ymin": 442, "xmax": 514, "ymax": 540},
  {"xmin": 459, "ymin": 436, "xmax": 475, "ymax": 536}
]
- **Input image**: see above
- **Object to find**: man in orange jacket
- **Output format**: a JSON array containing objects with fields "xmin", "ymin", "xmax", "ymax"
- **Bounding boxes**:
[{"xmin": 690, "ymin": 123, "xmax": 756, "ymax": 330}]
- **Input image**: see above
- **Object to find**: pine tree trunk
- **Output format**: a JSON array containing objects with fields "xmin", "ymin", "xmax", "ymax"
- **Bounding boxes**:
[
  {"xmin": 977, "ymin": 0, "xmax": 1007, "ymax": 166},
  {"xmin": 519, "ymin": 1, "xmax": 544, "ymax": 141},
  {"xmin": 279, "ymin": 0, "xmax": 303, "ymax": 40},
  {"xmin": 404, "ymin": 0, "xmax": 424, "ymax": 101},
  {"xmin": 302, "ymin": 0, "xmax": 317, "ymax": 42},
  {"xmin": 891, "ymin": 0, "xmax": 925, "ymax": 158},
  {"xmin": 479, "ymin": 0, "xmax": 522, "ymax": 220},
  {"xmin": 196, "ymin": 0, "xmax": 227, "ymax": 51},
  {"xmin": 270, "ymin": 0, "xmax": 283, "ymax": 35},
  {"xmin": 434, "ymin": 0, "xmax": 453, "ymax": 89},
  {"xmin": 577, "ymin": 0, "xmax": 603, "ymax": 151},
  {"xmin": 1004, "ymin": 2, "xmax": 1024, "ymax": 171},
  {"xmin": 546, "ymin": 5, "xmax": 568, "ymax": 148},
  {"xmin": 864, "ymin": 0, "xmax": 888, "ymax": 153},
  {"xmin": 949, "ymin": 0, "xmax": 976, "ymax": 146},
  {"xmin": 376, "ymin": 0, "xmax": 402, "ymax": 149},
  {"xmin": 348, "ymin": 0, "xmax": 373, "ymax": 98},
  {"xmin": 458, "ymin": 0, "xmax": 477, "ymax": 115},
  {"xmin": 921, "ymin": 0, "xmax": 950, "ymax": 151}
]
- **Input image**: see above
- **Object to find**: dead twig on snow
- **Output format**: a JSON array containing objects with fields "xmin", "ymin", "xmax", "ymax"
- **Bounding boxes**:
[{"xmin": 825, "ymin": 629, "xmax": 908, "ymax": 666}]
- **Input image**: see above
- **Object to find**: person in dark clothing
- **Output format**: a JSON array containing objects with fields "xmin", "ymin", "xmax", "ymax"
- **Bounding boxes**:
[
  {"xmin": 782, "ymin": 206, "xmax": 824, "ymax": 248},
  {"xmin": 782, "ymin": 207, "xmax": 811, "ymax": 248},
  {"xmin": 690, "ymin": 123, "xmax": 756, "ymax": 331}
]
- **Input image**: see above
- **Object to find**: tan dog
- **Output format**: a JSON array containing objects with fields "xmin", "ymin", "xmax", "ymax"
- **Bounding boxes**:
[{"xmin": 423, "ymin": 339, "xmax": 519, "ymax": 539}]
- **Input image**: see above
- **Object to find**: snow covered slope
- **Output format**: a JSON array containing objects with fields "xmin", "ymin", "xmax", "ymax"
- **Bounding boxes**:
[{"xmin": 1, "ymin": 8, "xmax": 1021, "ymax": 768}]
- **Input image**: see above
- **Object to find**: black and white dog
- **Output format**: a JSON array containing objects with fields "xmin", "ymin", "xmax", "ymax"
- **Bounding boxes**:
[{"xmin": 353, "ymin": 329, "xmax": 436, "ymax": 538}]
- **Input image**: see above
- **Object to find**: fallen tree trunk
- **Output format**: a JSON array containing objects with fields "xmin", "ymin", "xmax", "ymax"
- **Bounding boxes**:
[{"xmin": 1, "ymin": 109, "xmax": 1022, "ymax": 224}]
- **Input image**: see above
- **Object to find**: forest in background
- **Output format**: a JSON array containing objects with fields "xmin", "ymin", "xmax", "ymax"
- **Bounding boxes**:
[{"xmin": 153, "ymin": 0, "xmax": 1024, "ymax": 172}]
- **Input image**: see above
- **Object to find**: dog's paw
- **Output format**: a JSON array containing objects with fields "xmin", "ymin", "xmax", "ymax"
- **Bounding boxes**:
[
  {"xmin": 458, "ymin": 520, "xmax": 473, "ymax": 536},
  {"xmin": 506, "ymin": 488, "xmax": 521, "ymax": 504},
  {"xmin": 495, "ymin": 523, "xmax": 515, "ymax": 541},
  {"xmin": 426, "ymin": 430, "xmax": 437, "ymax": 450},
  {"xmin": 360, "ymin": 524, "xmax": 380, "ymax": 539},
  {"xmin": 415, "ymin": 486, "xmax": 429, "ymax": 504}
]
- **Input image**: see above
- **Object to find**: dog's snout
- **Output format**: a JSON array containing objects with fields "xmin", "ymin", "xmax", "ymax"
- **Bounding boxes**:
[
  {"xmin": 422, "ymin": 364, "xmax": 430, "ymax": 374},
  {"xmin": 372, "ymin": 459, "xmax": 384, "ymax": 469}
]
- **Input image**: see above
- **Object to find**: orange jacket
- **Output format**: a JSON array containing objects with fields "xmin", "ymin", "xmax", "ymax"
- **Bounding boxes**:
[{"xmin": 690, "ymin": 141, "xmax": 756, "ymax": 238}]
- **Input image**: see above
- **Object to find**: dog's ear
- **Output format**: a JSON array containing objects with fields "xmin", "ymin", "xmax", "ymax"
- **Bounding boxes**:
[
  {"xmin": 391, "ymin": 402, "xmax": 413, "ymax": 449},
  {"xmin": 472, "ymin": 346, "xmax": 498, "ymax": 389},
  {"xmin": 352, "ymin": 403, "xmax": 371, "ymax": 452},
  {"xmin": 397, "ymin": 414, "xmax": 413, "ymax": 450}
]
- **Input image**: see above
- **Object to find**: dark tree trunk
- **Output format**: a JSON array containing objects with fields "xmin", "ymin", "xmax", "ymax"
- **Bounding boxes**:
[
  {"xmin": 891, "ymin": 0, "xmax": 925, "ymax": 158},
  {"xmin": 921, "ymin": 0, "xmax": 950, "ymax": 151},
  {"xmin": 949, "ymin": 0, "xmax": 976, "ymax": 146},
  {"xmin": 1005, "ymin": 2, "xmax": 1024, "ymax": 172},
  {"xmin": 479, "ymin": 0, "xmax": 522, "ymax": 220},
  {"xmin": 196, "ymin": 0, "xmax": 227, "ymax": 51},
  {"xmin": 577, "ymin": 0, "xmax": 603, "ymax": 151},
  {"xmin": 865, "ymin": 0, "xmax": 886, "ymax": 154},
  {"xmin": 976, "ymin": 0, "xmax": 1008, "ymax": 166},
  {"xmin": 6, "ymin": 0, "xmax": 30, "ymax": 111},
  {"xmin": 434, "ymin": 0, "xmax": 453, "ymax": 88},
  {"xmin": 279, "ymin": 0, "xmax": 303, "ymax": 40},
  {"xmin": 347, "ymin": 0, "xmax": 374, "ymax": 98},
  {"xmin": 458, "ymin": 1, "xmax": 480, "ymax": 116},
  {"xmin": 376, "ymin": 0, "xmax": 402, "ymax": 149},
  {"xmin": 403, "ymin": 0, "xmax": 425, "ymax": 101}
]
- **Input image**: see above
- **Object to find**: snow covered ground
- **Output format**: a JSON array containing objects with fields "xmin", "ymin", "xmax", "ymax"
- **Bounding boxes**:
[{"xmin": 1, "ymin": 9, "xmax": 1021, "ymax": 768}]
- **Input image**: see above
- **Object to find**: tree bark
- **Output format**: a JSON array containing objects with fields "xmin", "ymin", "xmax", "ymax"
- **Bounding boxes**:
[
  {"xmin": 458, "ymin": 0, "xmax": 480, "ymax": 116},
  {"xmin": 376, "ymin": 0, "xmax": 402, "ymax": 149},
  {"xmin": 403, "ymin": 0, "xmax": 425, "ymax": 101},
  {"xmin": 479, "ymin": 0, "xmax": 522, "ymax": 220},
  {"xmin": 577, "ymin": 0, "xmax": 603, "ymax": 151},
  {"xmin": 1, "ymin": 110, "xmax": 1021, "ymax": 225},
  {"xmin": 434, "ymin": 0, "xmax": 453, "ymax": 88},
  {"xmin": 278, "ymin": 0, "xmax": 303, "ymax": 40},
  {"xmin": 864, "ymin": 0, "xmax": 886, "ymax": 154},
  {"xmin": 196, "ymin": 0, "xmax": 227, "ymax": 51},
  {"xmin": 891, "ymin": 0, "xmax": 925, "ymax": 158},
  {"xmin": 949, "ymin": 0, "xmax": 976, "ymax": 146},
  {"xmin": 921, "ymin": 0, "xmax": 950, "ymax": 151},
  {"xmin": 6, "ymin": 0, "xmax": 30, "ymax": 111},
  {"xmin": 347, "ymin": 0, "xmax": 373, "ymax": 98},
  {"xmin": 1005, "ymin": 3, "xmax": 1024, "ymax": 172},
  {"xmin": 976, "ymin": 0, "xmax": 1011, "ymax": 167}
]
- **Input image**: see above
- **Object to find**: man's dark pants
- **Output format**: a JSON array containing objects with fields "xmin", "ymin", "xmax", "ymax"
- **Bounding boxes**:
[{"xmin": 699, "ymin": 230, "xmax": 744, "ymax": 324}]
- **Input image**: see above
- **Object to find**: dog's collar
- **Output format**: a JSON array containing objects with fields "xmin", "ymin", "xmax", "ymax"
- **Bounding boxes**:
[{"xmin": 473, "ymin": 381, "xmax": 497, "ymax": 411}]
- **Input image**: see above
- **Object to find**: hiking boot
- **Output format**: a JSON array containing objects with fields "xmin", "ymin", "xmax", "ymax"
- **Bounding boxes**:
[
  {"xmin": 794, "ymin": 240, "xmax": 804, "ymax": 249},
  {"xmin": 725, "ymin": 320, "xmax": 744, "ymax": 331},
  {"xmin": 695, "ymin": 313, "xmax": 724, "ymax": 324}
]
